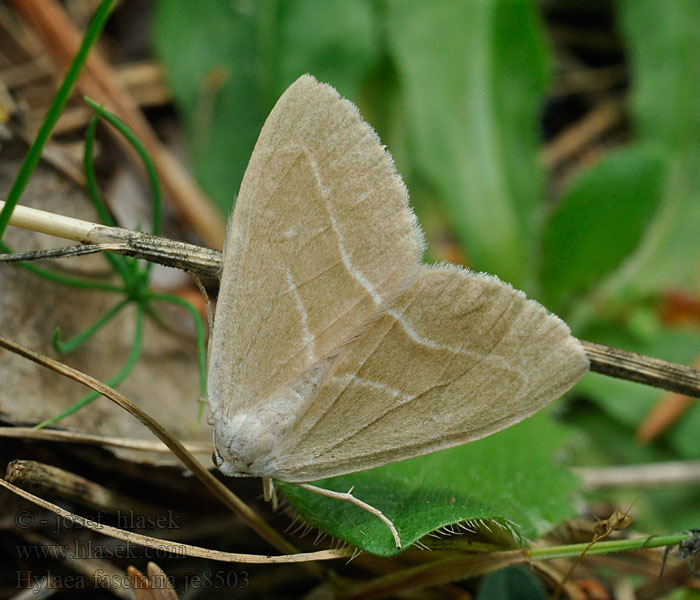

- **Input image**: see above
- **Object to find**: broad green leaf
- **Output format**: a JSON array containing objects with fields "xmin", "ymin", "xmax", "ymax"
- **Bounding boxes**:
[
  {"xmin": 281, "ymin": 412, "xmax": 579, "ymax": 557},
  {"xmin": 477, "ymin": 565, "xmax": 548, "ymax": 600},
  {"xmin": 596, "ymin": 0, "xmax": 700, "ymax": 296},
  {"xmin": 152, "ymin": 0, "xmax": 261, "ymax": 214},
  {"xmin": 386, "ymin": 0, "xmax": 550, "ymax": 288},
  {"xmin": 270, "ymin": 0, "xmax": 379, "ymax": 102},
  {"xmin": 599, "ymin": 150, "xmax": 700, "ymax": 297},
  {"xmin": 152, "ymin": 0, "xmax": 267, "ymax": 214},
  {"xmin": 152, "ymin": 0, "xmax": 380, "ymax": 213},
  {"xmin": 540, "ymin": 145, "xmax": 665, "ymax": 313},
  {"xmin": 620, "ymin": 0, "xmax": 700, "ymax": 151}
]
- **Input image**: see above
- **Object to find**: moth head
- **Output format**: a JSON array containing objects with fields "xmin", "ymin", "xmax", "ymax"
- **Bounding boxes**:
[{"xmin": 211, "ymin": 415, "xmax": 273, "ymax": 478}]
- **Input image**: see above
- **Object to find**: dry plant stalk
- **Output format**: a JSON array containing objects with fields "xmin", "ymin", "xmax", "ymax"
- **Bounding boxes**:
[
  {"xmin": 6, "ymin": 459, "xmax": 163, "ymax": 515},
  {"xmin": 0, "ymin": 426, "xmax": 211, "ymax": 454}
]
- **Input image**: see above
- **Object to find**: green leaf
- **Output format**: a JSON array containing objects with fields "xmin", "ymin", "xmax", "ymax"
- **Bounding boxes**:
[
  {"xmin": 281, "ymin": 412, "xmax": 579, "ymax": 557},
  {"xmin": 477, "ymin": 565, "xmax": 548, "ymax": 600},
  {"xmin": 668, "ymin": 394, "xmax": 700, "ymax": 458},
  {"xmin": 594, "ymin": 0, "xmax": 700, "ymax": 297},
  {"xmin": 386, "ymin": 0, "xmax": 550, "ymax": 287},
  {"xmin": 270, "ymin": 0, "xmax": 379, "ymax": 102},
  {"xmin": 540, "ymin": 145, "xmax": 665, "ymax": 313},
  {"xmin": 620, "ymin": 0, "xmax": 700, "ymax": 151},
  {"xmin": 152, "ymin": 0, "xmax": 380, "ymax": 214},
  {"xmin": 152, "ymin": 0, "xmax": 262, "ymax": 214},
  {"xmin": 600, "ymin": 150, "xmax": 700, "ymax": 297}
]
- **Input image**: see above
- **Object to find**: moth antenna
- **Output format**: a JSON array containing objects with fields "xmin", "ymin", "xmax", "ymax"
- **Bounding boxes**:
[
  {"xmin": 294, "ymin": 482, "xmax": 401, "ymax": 549},
  {"xmin": 189, "ymin": 272, "xmax": 214, "ymax": 334}
]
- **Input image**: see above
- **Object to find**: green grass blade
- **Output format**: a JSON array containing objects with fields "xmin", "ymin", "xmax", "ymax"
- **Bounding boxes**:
[
  {"xmin": 84, "ymin": 98, "xmax": 162, "ymax": 238},
  {"xmin": 146, "ymin": 292, "xmax": 208, "ymax": 402},
  {"xmin": 83, "ymin": 113, "xmax": 130, "ymax": 278},
  {"xmin": 0, "ymin": 0, "xmax": 118, "ymax": 241},
  {"xmin": 52, "ymin": 298, "xmax": 130, "ymax": 353},
  {"xmin": 36, "ymin": 305, "xmax": 144, "ymax": 428}
]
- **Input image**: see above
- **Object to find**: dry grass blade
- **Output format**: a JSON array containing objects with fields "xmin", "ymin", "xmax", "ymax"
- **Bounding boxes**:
[
  {"xmin": 0, "ymin": 426, "xmax": 211, "ymax": 454},
  {"xmin": 582, "ymin": 340, "xmax": 700, "ymax": 398},
  {"xmin": 0, "ymin": 334, "xmax": 347, "ymax": 566},
  {"xmin": 540, "ymin": 100, "xmax": 624, "ymax": 170},
  {"xmin": 575, "ymin": 461, "xmax": 700, "ymax": 489},
  {"xmin": 0, "ymin": 478, "xmax": 343, "ymax": 564}
]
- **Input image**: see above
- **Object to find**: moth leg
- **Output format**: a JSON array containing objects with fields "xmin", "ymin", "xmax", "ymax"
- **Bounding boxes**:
[
  {"xmin": 262, "ymin": 477, "xmax": 279, "ymax": 511},
  {"xmin": 293, "ymin": 482, "xmax": 401, "ymax": 549},
  {"xmin": 263, "ymin": 477, "xmax": 273, "ymax": 502}
]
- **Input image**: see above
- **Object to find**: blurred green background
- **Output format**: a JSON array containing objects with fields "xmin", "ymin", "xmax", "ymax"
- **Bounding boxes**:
[{"xmin": 151, "ymin": 0, "xmax": 700, "ymax": 551}]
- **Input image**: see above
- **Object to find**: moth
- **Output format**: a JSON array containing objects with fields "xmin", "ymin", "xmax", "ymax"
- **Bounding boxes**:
[{"xmin": 207, "ymin": 75, "xmax": 589, "ymax": 544}]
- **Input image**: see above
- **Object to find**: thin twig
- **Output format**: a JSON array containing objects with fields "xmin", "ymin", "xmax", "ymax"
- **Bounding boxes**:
[
  {"xmin": 4, "ymin": 201, "xmax": 700, "ymax": 399},
  {"xmin": 0, "ymin": 426, "xmax": 210, "ymax": 452},
  {"xmin": 6, "ymin": 459, "xmax": 164, "ymax": 515},
  {"xmin": 583, "ymin": 340, "xmax": 700, "ymax": 398},
  {"xmin": 540, "ymin": 100, "xmax": 624, "ymax": 170},
  {"xmin": 0, "ymin": 200, "xmax": 222, "ymax": 276},
  {"xmin": 0, "ymin": 478, "xmax": 345, "ymax": 564},
  {"xmin": 575, "ymin": 460, "xmax": 700, "ymax": 490}
]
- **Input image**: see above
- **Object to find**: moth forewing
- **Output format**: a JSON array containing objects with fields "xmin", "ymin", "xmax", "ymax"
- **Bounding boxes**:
[{"xmin": 207, "ymin": 74, "xmax": 423, "ymax": 430}]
